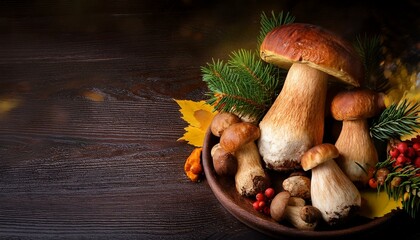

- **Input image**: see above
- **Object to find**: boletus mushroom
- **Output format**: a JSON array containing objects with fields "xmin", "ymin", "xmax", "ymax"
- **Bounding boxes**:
[
  {"xmin": 270, "ymin": 191, "xmax": 321, "ymax": 231},
  {"xmin": 210, "ymin": 143, "xmax": 237, "ymax": 176},
  {"xmin": 210, "ymin": 112, "xmax": 241, "ymax": 137},
  {"xmin": 282, "ymin": 175, "xmax": 311, "ymax": 200},
  {"xmin": 301, "ymin": 143, "xmax": 361, "ymax": 226},
  {"xmin": 258, "ymin": 23, "xmax": 363, "ymax": 171},
  {"xmin": 331, "ymin": 88, "xmax": 385, "ymax": 187},
  {"xmin": 219, "ymin": 122, "xmax": 269, "ymax": 197}
]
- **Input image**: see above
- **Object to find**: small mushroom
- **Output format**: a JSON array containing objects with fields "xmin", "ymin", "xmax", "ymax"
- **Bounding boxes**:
[
  {"xmin": 210, "ymin": 112, "xmax": 241, "ymax": 137},
  {"xmin": 282, "ymin": 175, "xmax": 311, "ymax": 200},
  {"xmin": 331, "ymin": 88, "xmax": 385, "ymax": 187},
  {"xmin": 288, "ymin": 196, "xmax": 306, "ymax": 207},
  {"xmin": 301, "ymin": 143, "xmax": 361, "ymax": 226},
  {"xmin": 270, "ymin": 191, "xmax": 321, "ymax": 230},
  {"xmin": 258, "ymin": 23, "xmax": 364, "ymax": 171},
  {"xmin": 220, "ymin": 122, "xmax": 261, "ymax": 153},
  {"xmin": 220, "ymin": 122, "xmax": 269, "ymax": 196},
  {"xmin": 210, "ymin": 143, "xmax": 237, "ymax": 176}
]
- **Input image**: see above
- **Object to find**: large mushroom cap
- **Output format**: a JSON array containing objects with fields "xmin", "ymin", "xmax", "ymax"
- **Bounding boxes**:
[
  {"xmin": 301, "ymin": 143, "xmax": 339, "ymax": 171},
  {"xmin": 260, "ymin": 23, "xmax": 363, "ymax": 87},
  {"xmin": 331, "ymin": 88, "xmax": 385, "ymax": 121}
]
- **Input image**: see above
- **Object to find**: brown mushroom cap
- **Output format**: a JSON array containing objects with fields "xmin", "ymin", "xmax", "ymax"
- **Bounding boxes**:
[
  {"xmin": 220, "ymin": 122, "xmax": 260, "ymax": 153},
  {"xmin": 301, "ymin": 143, "xmax": 339, "ymax": 171},
  {"xmin": 331, "ymin": 88, "xmax": 385, "ymax": 121},
  {"xmin": 211, "ymin": 143, "xmax": 237, "ymax": 176},
  {"xmin": 260, "ymin": 23, "xmax": 363, "ymax": 87},
  {"xmin": 270, "ymin": 191, "xmax": 291, "ymax": 222},
  {"xmin": 210, "ymin": 112, "xmax": 241, "ymax": 137},
  {"xmin": 299, "ymin": 206, "xmax": 322, "ymax": 224}
]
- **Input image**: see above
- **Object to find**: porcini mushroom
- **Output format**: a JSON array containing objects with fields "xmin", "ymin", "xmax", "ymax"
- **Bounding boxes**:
[
  {"xmin": 210, "ymin": 112, "xmax": 241, "ymax": 137},
  {"xmin": 219, "ymin": 122, "xmax": 269, "ymax": 196},
  {"xmin": 301, "ymin": 143, "xmax": 361, "ymax": 226},
  {"xmin": 211, "ymin": 143, "xmax": 237, "ymax": 176},
  {"xmin": 270, "ymin": 191, "xmax": 321, "ymax": 230},
  {"xmin": 282, "ymin": 175, "xmax": 311, "ymax": 200},
  {"xmin": 331, "ymin": 88, "xmax": 385, "ymax": 187},
  {"xmin": 258, "ymin": 23, "xmax": 363, "ymax": 171}
]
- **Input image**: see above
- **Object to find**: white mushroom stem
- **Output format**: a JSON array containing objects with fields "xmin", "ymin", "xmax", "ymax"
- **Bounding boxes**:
[
  {"xmin": 335, "ymin": 119, "xmax": 378, "ymax": 186},
  {"xmin": 258, "ymin": 63, "xmax": 328, "ymax": 171},
  {"xmin": 311, "ymin": 159, "xmax": 361, "ymax": 225},
  {"xmin": 234, "ymin": 141, "xmax": 268, "ymax": 197}
]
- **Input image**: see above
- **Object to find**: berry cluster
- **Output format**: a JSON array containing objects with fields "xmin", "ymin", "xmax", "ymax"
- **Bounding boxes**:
[
  {"xmin": 368, "ymin": 139, "xmax": 420, "ymax": 189},
  {"xmin": 252, "ymin": 187, "xmax": 275, "ymax": 216},
  {"xmin": 389, "ymin": 141, "xmax": 420, "ymax": 168}
]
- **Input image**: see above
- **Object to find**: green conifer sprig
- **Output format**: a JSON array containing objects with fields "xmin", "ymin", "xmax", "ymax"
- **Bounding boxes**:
[
  {"xmin": 257, "ymin": 10, "xmax": 295, "ymax": 47},
  {"xmin": 202, "ymin": 49, "xmax": 282, "ymax": 121},
  {"xmin": 201, "ymin": 11, "xmax": 294, "ymax": 121},
  {"xmin": 376, "ymin": 158, "xmax": 420, "ymax": 218},
  {"xmin": 370, "ymin": 99, "xmax": 420, "ymax": 141},
  {"xmin": 353, "ymin": 34, "xmax": 389, "ymax": 92},
  {"xmin": 229, "ymin": 49, "xmax": 282, "ymax": 95}
]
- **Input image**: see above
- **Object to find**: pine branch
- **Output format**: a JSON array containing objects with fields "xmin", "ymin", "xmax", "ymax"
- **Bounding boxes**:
[
  {"xmin": 353, "ymin": 34, "xmax": 389, "ymax": 92},
  {"xmin": 201, "ymin": 50, "xmax": 282, "ymax": 121},
  {"xmin": 228, "ymin": 49, "xmax": 283, "ymax": 99},
  {"xmin": 257, "ymin": 10, "xmax": 295, "ymax": 47},
  {"xmin": 376, "ymin": 158, "xmax": 420, "ymax": 218},
  {"xmin": 370, "ymin": 99, "xmax": 420, "ymax": 141}
]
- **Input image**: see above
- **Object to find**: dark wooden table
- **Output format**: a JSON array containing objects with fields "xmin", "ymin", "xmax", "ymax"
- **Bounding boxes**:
[{"xmin": 1, "ymin": 1, "xmax": 419, "ymax": 239}]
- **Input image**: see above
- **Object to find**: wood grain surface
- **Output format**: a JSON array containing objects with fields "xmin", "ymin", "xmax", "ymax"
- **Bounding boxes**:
[{"xmin": 0, "ymin": 1, "xmax": 419, "ymax": 239}]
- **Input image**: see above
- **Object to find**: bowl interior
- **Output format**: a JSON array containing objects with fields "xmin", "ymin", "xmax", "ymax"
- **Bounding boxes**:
[{"xmin": 202, "ymin": 128, "xmax": 394, "ymax": 239}]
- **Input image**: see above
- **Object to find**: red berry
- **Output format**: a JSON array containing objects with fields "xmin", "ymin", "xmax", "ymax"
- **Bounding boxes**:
[
  {"xmin": 264, "ymin": 188, "xmax": 275, "ymax": 199},
  {"xmin": 256, "ymin": 192, "xmax": 265, "ymax": 202},
  {"xmin": 396, "ymin": 154, "xmax": 407, "ymax": 166},
  {"xmin": 389, "ymin": 148, "xmax": 400, "ymax": 159},
  {"xmin": 414, "ymin": 157, "xmax": 420, "ymax": 168},
  {"xmin": 413, "ymin": 142, "xmax": 420, "ymax": 152},
  {"xmin": 258, "ymin": 201, "xmax": 266, "ymax": 209},
  {"xmin": 368, "ymin": 178, "xmax": 378, "ymax": 189},
  {"xmin": 397, "ymin": 142, "xmax": 409, "ymax": 155},
  {"xmin": 406, "ymin": 147, "xmax": 416, "ymax": 159},
  {"xmin": 253, "ymin": 200, "xmax": 262, "ymax": 211}
]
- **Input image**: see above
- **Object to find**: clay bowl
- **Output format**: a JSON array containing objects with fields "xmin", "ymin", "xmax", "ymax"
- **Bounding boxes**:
[{"xmin": 202, "ymin": 128, "xmax": 396, "ymax": 239}]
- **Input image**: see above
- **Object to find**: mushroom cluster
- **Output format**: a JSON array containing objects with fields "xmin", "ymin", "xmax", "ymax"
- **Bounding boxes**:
[
  {"xmin": 210, "ymin": 112, "xmax": 270, "ymax": 197},
  {"xmin": 207, "ymin": 22, "xmax": 385, "ymax": 230},
  {"xmin": 258, "ymin": 23, "xmax": 364, "ymax": 171}
]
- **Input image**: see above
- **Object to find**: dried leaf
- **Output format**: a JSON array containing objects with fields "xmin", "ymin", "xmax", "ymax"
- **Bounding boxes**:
[
  {"xmin": 184, "ymin": 147, "xmax": 203, "ymax": 182},
  {"xmin": 175, "ymin": 99, "xmax": 217, "ymax": 147}
]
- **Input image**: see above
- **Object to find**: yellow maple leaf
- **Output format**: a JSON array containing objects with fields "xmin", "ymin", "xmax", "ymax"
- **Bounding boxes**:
[
  {"xmin": 175, "ymin": 99, "xmax": 217, "ymax": 147},
  {"xmin": 359, "ymin": 189, "xmax": 402, "ymax": 219}
]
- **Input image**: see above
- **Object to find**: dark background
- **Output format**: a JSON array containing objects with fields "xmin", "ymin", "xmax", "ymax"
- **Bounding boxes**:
[{"xmin": 0, "ymin": 0, "xmax": 419, "ymax": 239}]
